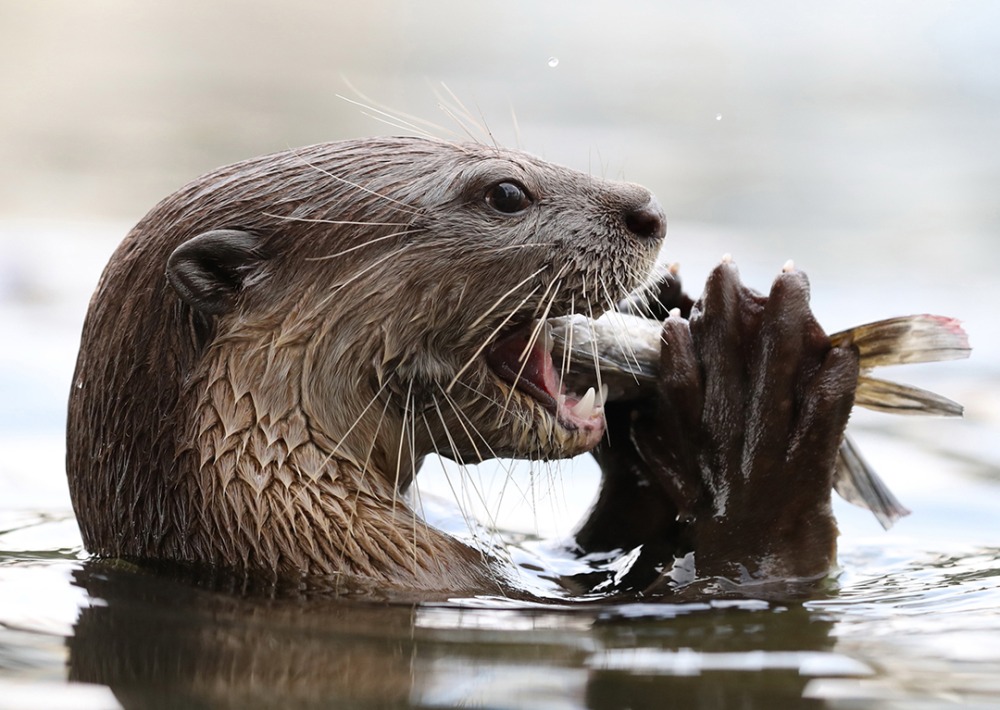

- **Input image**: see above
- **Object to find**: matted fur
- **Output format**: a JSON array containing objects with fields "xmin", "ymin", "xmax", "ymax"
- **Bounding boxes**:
[{"xmin": 66, "ymin": 137, "xmax": 664, "ymax": 592}]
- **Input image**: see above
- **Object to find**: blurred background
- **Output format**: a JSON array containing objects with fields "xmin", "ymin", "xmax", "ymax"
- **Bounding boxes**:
[{"xmin": 1, "ymin": 0, "xmax": 996, "ymax": 518}]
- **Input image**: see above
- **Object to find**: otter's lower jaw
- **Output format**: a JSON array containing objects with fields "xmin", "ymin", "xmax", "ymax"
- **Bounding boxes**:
[{"xmin": 484, "ymin": 321, "xmax": 608, "ymax": 457}]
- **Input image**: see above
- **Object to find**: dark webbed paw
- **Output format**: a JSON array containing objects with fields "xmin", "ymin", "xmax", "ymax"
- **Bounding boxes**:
[{"xmin": 581, "ymin": 259, "xmax": 860, "ymax": 594}]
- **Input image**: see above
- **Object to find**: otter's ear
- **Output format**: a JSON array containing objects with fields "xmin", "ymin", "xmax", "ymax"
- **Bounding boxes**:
[{"xmin": 166, "ymin": 229, "xmax": 265, "ymax": 315}]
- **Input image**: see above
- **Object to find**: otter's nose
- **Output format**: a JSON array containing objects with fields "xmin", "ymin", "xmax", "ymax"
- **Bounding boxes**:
[{"xmin": 624, "ymin": 196, "xmax": 667, "ymax": 243}]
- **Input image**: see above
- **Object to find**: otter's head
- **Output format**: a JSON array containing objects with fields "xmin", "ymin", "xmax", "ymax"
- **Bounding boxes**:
[{"xmin": 67, "ymin": 137, "xmax": 664, "ymax": 567}]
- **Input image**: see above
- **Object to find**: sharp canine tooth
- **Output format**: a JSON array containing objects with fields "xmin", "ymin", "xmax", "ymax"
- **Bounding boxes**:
[
  {"xmin": 598, "ymin": 383, "xmax": 609, "ymax": 407},
  {"xmin": 571, "ymin": 387, "xmax": 597, "ymax": 419}
]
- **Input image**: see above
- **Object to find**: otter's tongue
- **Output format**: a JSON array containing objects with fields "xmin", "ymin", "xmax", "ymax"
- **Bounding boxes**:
[{"xmin": 485, "ymin": 323, "xmax": 604, "ymax": 425}]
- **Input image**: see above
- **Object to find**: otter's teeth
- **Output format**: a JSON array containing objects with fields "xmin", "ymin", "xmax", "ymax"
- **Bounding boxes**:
[
  {"xmin": 571, "ymin": 386, "xmax": 598, "ymax": 419},
  {"xmin": 597, "ymin": 383, "xmax": 609, "ymax": 408}
]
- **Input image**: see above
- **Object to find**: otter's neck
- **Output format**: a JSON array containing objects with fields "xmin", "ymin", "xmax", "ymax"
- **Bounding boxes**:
[{"xmin": 174, "ymin": 343, "xmax": 497, "ymax": 592}]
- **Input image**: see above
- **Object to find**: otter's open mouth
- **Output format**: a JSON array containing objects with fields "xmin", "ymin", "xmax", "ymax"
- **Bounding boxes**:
[{"xmin": 484, "ymin": 321, "xmax": 607, "ymax": 434}]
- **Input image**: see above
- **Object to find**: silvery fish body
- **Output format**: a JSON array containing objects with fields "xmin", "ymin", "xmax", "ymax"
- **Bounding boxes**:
[{"xmin": 548, "ymin": 311, "xmax": 971, "ymax": 529}]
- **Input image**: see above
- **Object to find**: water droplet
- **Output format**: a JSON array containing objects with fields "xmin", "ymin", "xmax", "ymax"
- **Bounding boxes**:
[
  {"xmin": 547, "ymin": 57, "xmax": 559, "ymax": 68},
  {"xmin": 715, "ymin": 113, "xmax": 723, "ymax": 121}
]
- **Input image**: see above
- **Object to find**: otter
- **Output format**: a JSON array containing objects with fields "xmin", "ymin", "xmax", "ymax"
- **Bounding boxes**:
[{"xmin": 66, "ymin": 136, "xmax": 857, "ymax": 597}]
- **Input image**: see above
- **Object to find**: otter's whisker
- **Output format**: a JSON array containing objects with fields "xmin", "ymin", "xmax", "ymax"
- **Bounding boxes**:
[
  {"xmin": 304, "ymin": 228, "xmax": 427, "ymax": 262},
  {"xmin": 599, "ymin": 276, "xmax": 643, "ymax": 376},
  {"xmin": 260, "ymin": 213, "xmax": 410, "ymax": 228},
  {"xmin": 328, "ymin": 373, "xmax": 395, "ymax": 460},
  {"xmin": 449, "ymin": 377, "xmax": 532, "ymax": 423},
  {"xmin": 288, "ymin": 150, "xmax": 421, "ymax": 215},
  {"xmin": 585, "ymin": 300, "xmax": 605, "ymax": 401},
  {"xmin": 637, "ymin": 262, "xmax": 682, "ymax": 317},
  {"xmin": 491, "ymin": 242, "xmax": 556, "ymax": 253},
  {"xmin": 465, "ymin": 265, "xmax": 549, "ymax": 334},
  {"xmin": 337, "ymin": 79, "xmax": 455, "ymax": 139},
  {"xmin": 419, "ymin": 409, "xmax": 485, "ymax": 567},
  {"xmin": 439, "ymin": 381, "xmax": 533, "ymax": 467},
  {"xmin": 406, "ymin": 384, "xmax": 422, "ymax": 573},
  {"xmin": 434, "ymin": 81, "xmax": 491, "ymax": 146},
  {"xmin": 438, "ymin": 382, "xmax": 531, "ymax": 472},
  {"xmin": 440, "ymin": 261, "xmax": 549, "ymax": 397},
  {"xmin": 435, "ymin": 382, "xmax": 555, "ymax": 581},
  {"xmin": 557, "ymin": 298, "xmax": 577, "ymax": 414},
  {"xmin": 445, "ymin": 279, "xmax": 545, "ymax": 396},
  {"xmin": 432, "ymin": 390, "xmax": 521, "ymax": 569},
  {"xmin": 391, "ymin": 380, "xmax": 416, "ymax": 515},
  {"xmin": 313, "ymin": 242, "xmax": 420, "ymax": 311},
  {"xmin": 335, "ymin": 378, "xmax": 396, "ymax": 564},
  {"xmin": 338, "ymin": 94, "xmax": 446, "ymax": 140},
  {"xmin": 501, "ymin": 272, "xmax": 566, "ymax": 413},
  {"xmin": 532, "ymin": 262, "xmax": 572, "ymax": 322},
  {"xmin": 427, "ymin": 398, "xmax": 509, "ymax": 564},
  {"xmin": 436, "ymin": 103, "xmax": 482, "ymax": 146},
  {"xmin": 357, "ymin": 109, "xmax": 433, "ymax": 137},
  {"xmin": 510, "ymin": 104, "xmax": 522, "ymax": 151},
  {"xmin": 434, "ymin": 384, "xmax": 483, "ymax": 463}
]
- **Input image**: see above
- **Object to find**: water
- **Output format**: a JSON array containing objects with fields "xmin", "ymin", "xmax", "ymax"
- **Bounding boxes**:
[
  {"xmin": 2, "ymin": 506, "xmax": 999, "ymax": 708},
  {"xmin": 2, "ymin": 1, "xmax": 1000, "ymax": 708}
]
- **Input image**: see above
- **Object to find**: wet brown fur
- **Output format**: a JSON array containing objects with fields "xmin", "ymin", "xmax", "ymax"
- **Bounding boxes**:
[{"xmin": 66, "ymin": 137, "xmax": 663, "ymax": 592}]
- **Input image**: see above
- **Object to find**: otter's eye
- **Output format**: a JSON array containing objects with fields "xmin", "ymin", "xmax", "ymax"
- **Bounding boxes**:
[{"xmin": 485, "ymin": 181, "xmax": 533, "ymax": 214}]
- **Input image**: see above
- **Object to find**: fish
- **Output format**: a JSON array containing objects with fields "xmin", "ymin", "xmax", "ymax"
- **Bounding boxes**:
[{"xmin": 547, "ymin": 311, "xmax": 972, "ymax": 529}]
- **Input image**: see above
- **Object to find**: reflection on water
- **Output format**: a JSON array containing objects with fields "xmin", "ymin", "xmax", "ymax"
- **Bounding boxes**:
[
  {"xmin": 2, "ymin": 504, "xmax": 1000, "ymax": 709},
  {"xmin": 44, "ymin": 556, "xmax": 845, "ymax": 709}
]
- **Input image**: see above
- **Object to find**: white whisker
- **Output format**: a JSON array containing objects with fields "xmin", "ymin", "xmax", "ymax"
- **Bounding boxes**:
[
  {"xmin": 329, "ymin": 374, "xmax": 394, "ymax": 459},
  {"xmin": 600, "ymin": 277, "xmax": 643, "ymax": 375},
  {"xmin": 261, "ymin": 212, "xmax": 409, "ymax": 228},
  {"xmin": 445, "ymin": 277, "xmax": 546, "ymax": 395},
  {"xmin": 336, "ymin": 94, "xmax": 438, "ymax": 139},
  {"xmin": 338, "ymin": 78, "xmax": 456, "ymax": 139},
  {"xmin": 391, "ymin": 380, "xmax": 415, "ymax": 514},
  {"xmin": 510, "ymin": 103, "xmax": 522, "ymax": 151},
  {"xmin": 427, "ymin": 396, "xmax": 510, "ymax": 564},
  {"xmin": 305, "ymin": 228, "xmax": 424, "ymax": 262},
  {"xmin": 419, "ymin": 408, "xmax": 485, "ymax": 562},
  {"xmin": 312, "ymin": 242, "xmax": 418, "ymax": 312},
  {"xmin": 559, "ymin": 293, "xmax": 576, "ymax": 391},
  {"xmin": 586, "ymin": 299, "xmax": 605, "ymax": 399},
  {"xmin": 465, "ymin": 266, "xmax": 548, "ymax": 333},
  {"xmin": 288, "ymin": 149, "xmax": 420, "ymax": 215},
  {"xmin": 435, "ymin": 81, "xmax": 490, "ymax": 145},
  {"xmin": 502, "ymin": 270, "xmax": 567, "ymax": 412},
  {"xmin": 336, "ymin": 379, "xmax": 396, "ymax": 562},
  {"xmin": 491, "ymin": 242, "xmax": 555, "ymax": 253}
]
